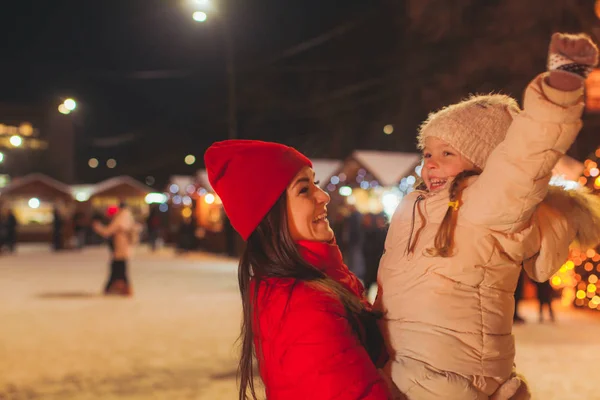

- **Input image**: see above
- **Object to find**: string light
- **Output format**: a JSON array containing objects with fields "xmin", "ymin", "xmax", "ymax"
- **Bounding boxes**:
[{"xmin": 551, "ymin": 145, "xmax": 600, "ymax": 311}]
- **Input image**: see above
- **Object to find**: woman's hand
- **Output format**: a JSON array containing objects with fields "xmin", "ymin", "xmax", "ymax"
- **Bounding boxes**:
[{"xmin": 547, "ymin": 32, "xmax": 599, "ymax": 91}]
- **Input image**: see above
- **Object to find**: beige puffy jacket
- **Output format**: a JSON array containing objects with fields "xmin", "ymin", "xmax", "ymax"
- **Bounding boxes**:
[{"xmin": 375, "ymin": 73, "xmax": 591, "ymax": 384}]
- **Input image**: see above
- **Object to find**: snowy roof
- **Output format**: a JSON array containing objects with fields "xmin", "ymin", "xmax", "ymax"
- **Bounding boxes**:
[
  {"xmin": 0, "ymin": 173, "xmax": 73, "ymax": 197},
  {"xmin": 311, "ymin": 159, "xmax": 343, "ymax": 188},
  {"xmin": 351, "ymin": 150, "xmax": 421, "ymax": 186},
  {"xmin": 91, "ymin": 176, "xmax": 153, "ymax": 196},
  {"xmin": 71, "ymin": 185, "xmax": 96, "ymax": 202},
  {"xmin": 69, "ymin": 177, "xmax": 152, "ymax": 201}
]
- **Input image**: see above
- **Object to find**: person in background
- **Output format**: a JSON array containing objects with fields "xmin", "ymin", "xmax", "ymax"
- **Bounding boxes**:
[
  {"xmin": 92, "ymin": 202, "xmax": 139, "ymax": 296},
  {"xmin": 52, "ymin": 205, "xmax": 63, "ymax": 251},
  {"xmin": 534, "ymin": 280, "xmax": 555, "ymax": 323},
  {"xmin": 2, "ymin": 209, "xmax": 17, "ymax": 253},
  {"xmin": 344, "ymin": 205, "xmax": 367, "ymax": 283},
  {"xmin": 146, "ymin": 205, "xmax": 161, "ymax": 251},
  {"xmin": 72, "ymin": 211, "xmax": 87, "ymax": 250}
]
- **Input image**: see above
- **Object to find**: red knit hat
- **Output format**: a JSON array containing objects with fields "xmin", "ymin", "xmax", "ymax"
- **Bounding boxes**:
[{"xmin": 204, "ymin": 140, "xmax": 312, "ymax": 240}]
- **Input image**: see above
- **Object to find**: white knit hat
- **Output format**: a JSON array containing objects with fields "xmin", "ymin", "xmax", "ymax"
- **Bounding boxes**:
[{"xmin": 417, "ymin": 94, "xmax": 520, "ymax": 170}]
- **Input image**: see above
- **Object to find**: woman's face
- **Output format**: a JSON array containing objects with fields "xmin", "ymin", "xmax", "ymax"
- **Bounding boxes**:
[{"xmin": 286, "ymin": 166, "xmax": 334, "ymax": 242}]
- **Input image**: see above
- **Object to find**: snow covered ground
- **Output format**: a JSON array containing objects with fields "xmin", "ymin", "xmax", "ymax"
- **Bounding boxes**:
[{"xmin": 1, "ymin": 245, "xmax": 598, "ymax": 399}]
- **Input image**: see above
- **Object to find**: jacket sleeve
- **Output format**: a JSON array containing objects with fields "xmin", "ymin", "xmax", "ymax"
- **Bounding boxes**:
[
  {"xmin": 524, "ymin": 187, "xmax": 600, "ymax": 282},
  {"xmin": 461, "ymin": 73, "xmax": 584, "ymax": 233},
  {"xmin": 277, "ymin": 290, "xmax": 391, "ymax": 399},
  {"xmin": 523, "ymin": 201, "xmax": 574, "ymax": 282}
]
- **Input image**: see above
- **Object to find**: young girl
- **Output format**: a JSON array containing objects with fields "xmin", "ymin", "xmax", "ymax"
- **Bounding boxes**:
[{"xmin": 375, "ymin": 33, "xmax": 600, "ymax": 399}]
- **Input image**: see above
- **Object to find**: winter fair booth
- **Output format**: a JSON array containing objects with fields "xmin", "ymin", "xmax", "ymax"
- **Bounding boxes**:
[
  {"xmin": 0, "ymin": 173, "xmax": 74, "ymax": 242},
  {"xmin": 71, "ymin": 176, "xmax": 154, "ymax": 219},
  {"xmin": 328, "ymin": 150, "xmax": 421, "ymax": 220}
]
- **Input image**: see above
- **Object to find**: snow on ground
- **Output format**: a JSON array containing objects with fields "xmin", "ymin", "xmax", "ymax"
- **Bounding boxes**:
[{"xmin": 1, "ymin": 245, "xmax": 598, "ymax": 399}]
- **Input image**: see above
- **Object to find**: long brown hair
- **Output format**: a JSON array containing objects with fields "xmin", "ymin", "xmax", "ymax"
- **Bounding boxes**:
[
  {"xmin": 237, "ymin": 191, "xmax": 382, "ymax": 400},
  {"xmin": 427, "ymin": 170, "xmax": 481, "ymax": 257}
]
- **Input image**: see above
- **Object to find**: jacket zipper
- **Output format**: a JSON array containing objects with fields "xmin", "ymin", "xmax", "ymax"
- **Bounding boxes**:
[{"xmin": 405, "ymin": 194, "xmax": 425, "ymax": 255}]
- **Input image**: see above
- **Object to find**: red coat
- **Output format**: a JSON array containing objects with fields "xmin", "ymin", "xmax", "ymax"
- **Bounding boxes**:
[{"xmin": 252, "ymin": 275, "xmax": 390, "ymax": 399}]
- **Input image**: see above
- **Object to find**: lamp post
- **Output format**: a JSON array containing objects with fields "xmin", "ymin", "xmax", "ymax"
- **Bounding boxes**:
[{"xmin": 191, "ymin": 1, "xmax": 237, "ymax": 140}]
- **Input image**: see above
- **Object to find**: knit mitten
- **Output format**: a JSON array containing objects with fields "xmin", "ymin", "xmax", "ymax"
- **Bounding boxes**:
[{"xmin": 547, "ymin": 33, "xmax": 598, "ymax": 82}]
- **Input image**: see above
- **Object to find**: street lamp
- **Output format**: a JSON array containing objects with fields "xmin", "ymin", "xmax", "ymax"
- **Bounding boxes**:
[
  {"xmin": 9, "ymin": 135, "xmax": 22, "ymax": 147},
  {"xmin": 64, "ymin": 98, "xmax": 77, "ymax": 111},
  {"xmin": 192, "ymin": 11, "xmax": 207, "ymax": 22},
  {"xmin": 58, "ymin": 98, "xmax": 77, "ymax": 115},
  {"xmin": 185, "ymin": 154, "xmax": 196, "ymax": 165},
  {"xmin": 58, "ymin": 104, "xmax": 70, "ymax": 115},
  {"xmin": 190, "ymin": 1, "xmax": 237, "ymax": 140}
]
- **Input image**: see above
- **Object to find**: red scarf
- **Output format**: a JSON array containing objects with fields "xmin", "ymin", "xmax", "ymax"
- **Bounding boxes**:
[{"xmin": 295, "ymin": 240, "xmax": 370, "ymax": 307}]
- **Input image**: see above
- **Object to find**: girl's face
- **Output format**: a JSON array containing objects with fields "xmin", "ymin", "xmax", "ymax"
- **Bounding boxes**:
[
  {"xmin": 421, "ymin": 137, "xmax": 476, "ymax": 192},
  {"xmin": 286, "ymin": 166, "xmax": 334, "ymax": 242}
]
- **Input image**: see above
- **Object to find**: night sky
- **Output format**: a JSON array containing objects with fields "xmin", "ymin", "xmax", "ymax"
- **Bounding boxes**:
[
  {"xmin": 1, "ymin": 1, "xmax": 599, "ymax": 185},
  {"xmin": 0, "ymin": 0, "xmax": 376, "ymax": 183}
]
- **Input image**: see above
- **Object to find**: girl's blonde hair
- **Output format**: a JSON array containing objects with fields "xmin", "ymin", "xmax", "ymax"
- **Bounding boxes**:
[{"xmin": 427, "ymin": 170, "xmax": 481, "ymax": 257}]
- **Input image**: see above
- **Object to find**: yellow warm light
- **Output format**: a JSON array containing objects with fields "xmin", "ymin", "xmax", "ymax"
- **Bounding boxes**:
[
  {"xmin": 182, "ymin": 207, "xmax": 192, "ymax": 218},
  {"xmin": 592, "ymin": 296, "xmax": 600, "ymax": 305},
  {"xmin": 587, "ymin": 283, "xmax": 597, "ymax": 293},
  {"xmin": 589, "ymin": 275, "xmax": 598, "ymax": 284},
  {"xmin": 58, "ymin": 104, "xmax": 70, "ymax": 115},
  {"xmin": 204, "ymin": 193, "xmax": 215, "ymax": 204},
  {"xmin": 595, "ymin": 176, "xmax": 600, "ymax": 187},
  {"xmin": 19, "ymin": 122, "xmax": 33, "ymax": 136},
  {"xmin": 551, "ymin": 276, "xmax": 562, "ymax": 286},
  {"xmin": 562, "ymin": 287, "xmax": 576, "ymax": 306},
  {"xmin": 576, "ymin": 290, "xmax": 587, "ymax": 300},
  {"xmin": 589, "ymin": 301, "xmax": 598, "ymax": 309},
  {"xmin": 184, "ymin": 154, "xmax": 196, "ymax": 165},
  {"xmin": 587, "ymin": 249, "xmax": 597, "ymax": 258},
  {"xmin": 565, "ymin": 260, "xmax": 575, "ymax": 270}
]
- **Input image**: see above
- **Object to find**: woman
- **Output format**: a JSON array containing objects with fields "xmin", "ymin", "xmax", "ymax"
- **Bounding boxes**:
[
  {"xmin": 204, "ymin": 140, "xmax": 392, "ymax": 400},
  {"xmin": 92, "ymin": 202, "xmax": 138, "ymax": 296}
]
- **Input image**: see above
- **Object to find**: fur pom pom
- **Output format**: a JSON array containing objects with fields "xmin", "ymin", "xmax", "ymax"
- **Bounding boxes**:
[{"xmin": 544, "ymin": 186, "xmax": 600, "ymax": 249}]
